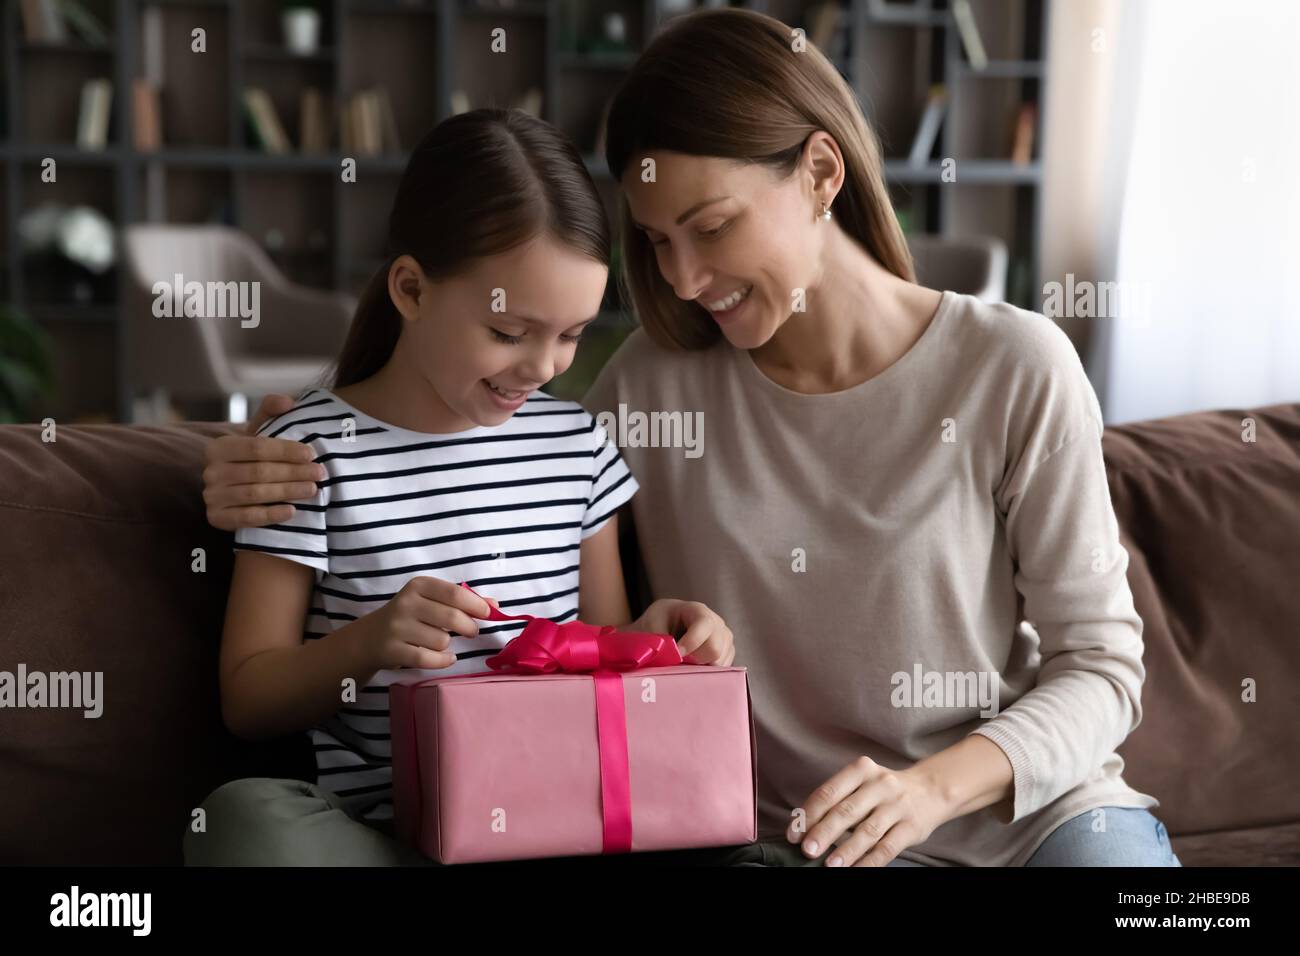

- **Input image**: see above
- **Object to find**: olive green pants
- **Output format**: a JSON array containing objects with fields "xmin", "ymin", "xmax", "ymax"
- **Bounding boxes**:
[{"xmin": 182, "ymin": 776, "xmax": 877, "ymax": 867}]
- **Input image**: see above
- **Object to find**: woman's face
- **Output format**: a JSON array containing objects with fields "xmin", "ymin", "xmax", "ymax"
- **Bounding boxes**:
[
  {"xmin": 621, "ymin": 148, "xmax": 833, "ymax": 350},
  {"xmin": 392, "ymin": 236, "xmax": 608, "ymax": 428}
]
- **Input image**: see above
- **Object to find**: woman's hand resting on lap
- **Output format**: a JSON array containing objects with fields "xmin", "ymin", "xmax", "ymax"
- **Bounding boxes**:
[{"xmin": 787, "ymin": 757, "xmax": 950, "ymax": 866}]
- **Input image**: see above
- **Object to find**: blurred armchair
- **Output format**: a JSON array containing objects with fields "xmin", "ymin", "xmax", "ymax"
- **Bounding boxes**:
[
  {"xmin": 907, "ymin": 234, "xmax": 1008, "ymax": 302},
  {"xmin": 122, "ymin": 224, "xmax": 356, "ymax": 422}
]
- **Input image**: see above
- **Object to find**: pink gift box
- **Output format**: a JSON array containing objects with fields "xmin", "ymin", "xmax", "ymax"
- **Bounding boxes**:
[{"xmin": 390, "ymin": 664, "xmax": 757, "ymax": 864}]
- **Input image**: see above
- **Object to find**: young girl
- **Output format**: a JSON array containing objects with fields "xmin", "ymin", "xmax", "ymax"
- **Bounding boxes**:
[{"xmin": 186, "ymin": 109, "xmax": 734, "ymax": 866}]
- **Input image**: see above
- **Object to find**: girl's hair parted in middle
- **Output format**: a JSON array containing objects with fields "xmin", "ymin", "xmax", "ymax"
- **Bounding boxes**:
[{"xmin": 328, "ymin": 108, "xmax": 611, "ymax": 389}]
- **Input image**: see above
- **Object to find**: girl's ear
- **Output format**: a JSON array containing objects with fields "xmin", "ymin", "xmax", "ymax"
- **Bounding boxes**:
[{"xmin": 388, "ymin": 254, "xmax": 427, "ymax": 322}]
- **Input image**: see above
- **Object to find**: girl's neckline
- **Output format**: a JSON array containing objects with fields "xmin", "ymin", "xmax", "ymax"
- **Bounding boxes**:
[
  {"xmin": 734, "ymin": 288, "xmax": 956, "ymax": 401},
  {"xmin": 318, "ymin": 387, "xmax": 523, "ymax": 439}
]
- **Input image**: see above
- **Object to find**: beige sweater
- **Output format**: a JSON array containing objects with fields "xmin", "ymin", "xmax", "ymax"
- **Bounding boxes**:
[{"xmin": 582, "ymin": 289, "xmax": 1159, "ymax": 867}]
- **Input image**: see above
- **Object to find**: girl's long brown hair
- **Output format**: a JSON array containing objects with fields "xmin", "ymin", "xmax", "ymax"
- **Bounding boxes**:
[
  {"xmin": 603, "ymin": 8, "xmax": 914, "ymax": 350},
  {"xmin": 327, "ymin": 108, "xmax": 610, "ymax": 388}
]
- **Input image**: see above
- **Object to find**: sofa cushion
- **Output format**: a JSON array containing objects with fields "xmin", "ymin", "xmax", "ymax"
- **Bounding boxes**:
[
  {"xmin": 1171, "ymin": 821, "xmax": 1300, "ymax": 868},
  {"xmin": 0, "ymin": 422, "xmax": 311, "ymax": 864},
  {"xmin": 1105, "ymin": 403, "xmax": 1300, "ymax": 841}
]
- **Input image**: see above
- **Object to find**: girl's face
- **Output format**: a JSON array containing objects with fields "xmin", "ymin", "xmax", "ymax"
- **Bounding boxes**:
[
  {"xmin": 392, "ymin": 235, "xmax": 608, "ymax": 428},
  {"xmin": 621, "ymin": 147, "xmax": 834, "ymax": 351}
]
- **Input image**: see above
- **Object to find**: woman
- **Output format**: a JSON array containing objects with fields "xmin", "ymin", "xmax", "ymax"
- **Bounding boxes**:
[{"xmin": 201, "ymin": 8, "xmax": 1179, "ymax": 867}]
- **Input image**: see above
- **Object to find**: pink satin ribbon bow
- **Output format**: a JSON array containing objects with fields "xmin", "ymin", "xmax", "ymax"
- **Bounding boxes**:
[{"xmin": 459, "ymin": 583, "xmax": 683, "ymax": 853}]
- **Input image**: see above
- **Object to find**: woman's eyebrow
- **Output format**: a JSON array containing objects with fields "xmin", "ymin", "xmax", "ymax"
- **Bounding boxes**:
[
  {"xmin": 676, "ymin": 196, "xmax": 730, "ymax": 224},
  {"xmin": 632, "ymin": 196, "xmax": 731, "ymax": 231}
]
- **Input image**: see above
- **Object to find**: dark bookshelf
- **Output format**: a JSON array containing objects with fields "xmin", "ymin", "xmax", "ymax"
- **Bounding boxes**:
[{"xmin": 0, "ymin": 0, "xmax": 1049, "ymax": 421}]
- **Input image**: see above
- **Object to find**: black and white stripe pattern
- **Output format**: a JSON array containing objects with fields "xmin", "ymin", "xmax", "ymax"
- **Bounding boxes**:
[{"xmin": 233, "ymin": 387, "xmax": 638, "ymax": 820}]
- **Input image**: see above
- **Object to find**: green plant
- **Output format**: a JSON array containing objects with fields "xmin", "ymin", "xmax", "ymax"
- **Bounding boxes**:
[{"xmin": 0, "ymin": 305, "xmax": 56, "ymax": 424}]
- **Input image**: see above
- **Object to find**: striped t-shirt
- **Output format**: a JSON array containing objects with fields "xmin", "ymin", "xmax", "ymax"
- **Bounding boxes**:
[{"xmin": 232, "ymin": 386, "xmax": 639, "ymax": 821}]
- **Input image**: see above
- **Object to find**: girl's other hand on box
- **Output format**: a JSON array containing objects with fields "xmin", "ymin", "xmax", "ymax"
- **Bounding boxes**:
[{"xmin": 631, "ymin": 599, "xmax": 735, "ymax": 666}]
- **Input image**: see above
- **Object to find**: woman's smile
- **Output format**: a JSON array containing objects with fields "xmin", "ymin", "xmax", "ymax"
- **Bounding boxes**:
[{"xmin": 701, "ymin": 282, "xmax": 754, "ymax": 324}]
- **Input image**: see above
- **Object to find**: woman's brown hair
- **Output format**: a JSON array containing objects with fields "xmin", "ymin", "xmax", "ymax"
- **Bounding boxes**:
[
  {"xmin": 327, "ymin": 108, "xmax": 610, "ymax": 388},
  {"xmin": 604, "ymin": 7, "xmax": 914, "ymax": 350}
]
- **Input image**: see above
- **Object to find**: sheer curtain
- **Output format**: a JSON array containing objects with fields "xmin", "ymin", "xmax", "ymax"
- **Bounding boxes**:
[{"xmin": 1096, "ymin": 0, "xmax": 1300, "ymax": 424}]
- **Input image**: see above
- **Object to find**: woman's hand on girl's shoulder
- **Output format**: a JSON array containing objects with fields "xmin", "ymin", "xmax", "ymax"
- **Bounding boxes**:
[
  {"xmin": 632, "ymin": 599, "xmax": 735, "ymax": 666},
  {"xmin": 203, "ymin": 393, "xmax": 327, "ymax": 531}
]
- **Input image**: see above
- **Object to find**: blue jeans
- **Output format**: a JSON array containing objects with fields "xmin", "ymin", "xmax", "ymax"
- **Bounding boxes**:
[
  {"xmin": 1023, "ymin": 806, "xmax": 1182, "ymax": 867},
  {"xmin": 742, "ymin": 806, "xmax": 1182, "ymax": 867}
]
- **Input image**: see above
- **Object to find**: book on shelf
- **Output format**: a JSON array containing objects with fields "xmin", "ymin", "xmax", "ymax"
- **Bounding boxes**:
[
  {"xmin": 131, "ymin": 80, "xmax": 162, "ymax": 152},
  {"xmin": 59, "ymin": 0, "xmax": 110, "ymax": 44},
  {"xmin": 142, "ymin": 5, "xmax": 163, "ymax": 83},
  {"xmin": 952, "ymin": 0, "xmax": 988, "ymax": 71},
  {"xmin": 21, "ymin": 0, "xmax": 110, "ymax": 44},
  {"xmin": 299, "ymin": 87, "xmax": 333, "ymax": 153},
  {"xmin": 243, "ymin": 88, "xmax": 292, "ymax": 154},
  {"xmin": 807, "ymin": 1, "xmax": 849, "ymax": 72},
  {"xmin": 20, "ymin": 0, "xmax": 66, "ymax": 42},
  {"xmin": 360, "ymin": 91, "xmax": 379, "ymax": 154},
  {"xmin": 75, "ymin": 78, "xmax": 112, "ymax": 150},
  {"xmin": 338, "ymin": 96, "xmax": 353, "ymax": 152},
  {"xmin": 1010, "ymin": 102, "xmax": 1037, "ymax": 165},
  {"xmin": 347, "ymin": 92, "xmax": 369, "ymax": 154},
  {"xmin": 908, "ymin": 84, "xmax": 947, "ymax": 165},
  {"xmin": 866, "ymin": 0, "xmax": 935, "ymax": 23},
  {"xmin": 341, "ymin": 88, "xmax": 401, "ymax": 156}
]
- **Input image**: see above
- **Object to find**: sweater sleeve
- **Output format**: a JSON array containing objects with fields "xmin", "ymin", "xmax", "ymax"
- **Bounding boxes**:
[{"xmin": 972, "ymin": 399, "xmax": 1146, "ymax": 825}]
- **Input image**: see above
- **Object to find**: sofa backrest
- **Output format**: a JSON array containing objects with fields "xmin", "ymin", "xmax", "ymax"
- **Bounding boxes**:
[
  {"xmin": 1105, "ymin": 402, "xmax": 1300, "ymax": 836},
  {"xmin": 0, "ymin": 422, "xmax": 309, "ymax": 864},
  {"xmin": 1, "ymin": 403, "xmax": 1296, "ymax": 863}
]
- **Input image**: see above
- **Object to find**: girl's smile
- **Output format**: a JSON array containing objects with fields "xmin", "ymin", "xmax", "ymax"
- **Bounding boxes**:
[{"xmin": 481, "ymin": 378, "xmax": 532, "ymax": 410}]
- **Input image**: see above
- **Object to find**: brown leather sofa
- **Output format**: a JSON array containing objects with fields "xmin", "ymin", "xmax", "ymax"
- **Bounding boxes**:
[{"xmin": 1, "ymin": 403, "xmax": 1297, "ymax": 865}]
